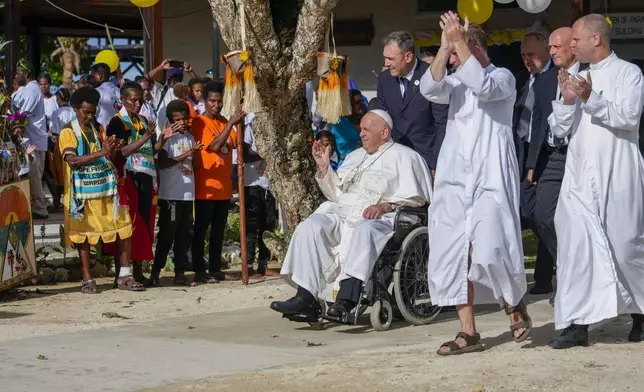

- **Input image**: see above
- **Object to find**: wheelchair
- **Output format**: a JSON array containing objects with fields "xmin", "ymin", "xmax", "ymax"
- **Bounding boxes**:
[{"xmin": 310, "ymin": 204, "xmax": 442, "ymax": 331}]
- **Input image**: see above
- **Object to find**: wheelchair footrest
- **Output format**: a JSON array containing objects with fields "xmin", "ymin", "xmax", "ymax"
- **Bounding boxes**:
[
  {"xmin": 321, "ymin": 310, "xmax": 359, "ymax": 325},
  {"xmin": 282, "ymin": 312, "xmax": 320, "ymax": 323}
]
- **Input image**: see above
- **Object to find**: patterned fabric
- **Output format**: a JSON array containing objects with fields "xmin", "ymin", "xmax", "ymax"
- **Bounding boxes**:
[
  {"xmin": 68, "ymin": 117, "xmax": 119, "ymax": 219},
  {"xmin": 118, "ymin": 107, "xmax": 156, "ymax": 177}
]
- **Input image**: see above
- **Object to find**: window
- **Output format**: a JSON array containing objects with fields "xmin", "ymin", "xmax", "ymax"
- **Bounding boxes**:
[{"xmin": 417, "ymin": 0, "xmax": 518, "ymax": 13}]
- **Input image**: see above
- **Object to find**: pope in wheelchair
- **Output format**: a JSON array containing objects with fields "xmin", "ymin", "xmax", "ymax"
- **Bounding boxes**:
[{"xmin": 270, "ymin": 110, "xmax": 434, "ymax": 329}]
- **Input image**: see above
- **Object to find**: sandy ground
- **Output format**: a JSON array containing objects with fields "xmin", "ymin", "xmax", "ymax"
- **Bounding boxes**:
[
  {"xmin": 3, "ymin": 274, "xmax": 644, "ymax": 392},
  {"xmin": 0, "ymin": 275, "xmax": 289, "ymax": 342},
  {"xmin": 144, "ymin": 316, "xmax": 644, "ymax": 392}
]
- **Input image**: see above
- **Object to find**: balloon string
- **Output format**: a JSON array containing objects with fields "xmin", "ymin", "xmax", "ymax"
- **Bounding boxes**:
[
  {"xmin": 105, "ymin": 25, "xmax": 115, "ymax": 51},
  {"xmin": 44, "ymin": 0, "xmax": 129, "ymax": 33}
]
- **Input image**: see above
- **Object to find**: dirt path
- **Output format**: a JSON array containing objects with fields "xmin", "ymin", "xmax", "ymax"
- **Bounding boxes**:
[{"xmin": 0, "ymin": 276, "xmax": 290, "ymax": 342}]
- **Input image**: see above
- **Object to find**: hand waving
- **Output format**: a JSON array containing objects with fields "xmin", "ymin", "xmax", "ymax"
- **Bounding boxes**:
[
  {"xmin": 312, "ymin": 139, "xmax": 331, "ymax": 170},
  {"xmin": 191, "ymin": 141, "xmax": 204, "ymax": 152},
  {"xmin": 440, "ymin": 11, "xmax": 467, "ymax": 44}
]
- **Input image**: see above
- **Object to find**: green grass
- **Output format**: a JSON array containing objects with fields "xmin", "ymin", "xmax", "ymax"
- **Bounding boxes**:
[{"xmin": 522, "ymin": 230, "xmax": 538, "ymax": 270}]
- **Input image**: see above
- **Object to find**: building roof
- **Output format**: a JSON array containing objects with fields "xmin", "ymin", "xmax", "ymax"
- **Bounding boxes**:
[{"xmin": 0, "ymin": 0, "xmax": 143, "ymax": 37}]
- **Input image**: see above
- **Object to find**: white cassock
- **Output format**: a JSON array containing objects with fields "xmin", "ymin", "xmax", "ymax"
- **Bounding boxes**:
[
  {"xmin": 420, "ymin": 55, "xmax": 526, "ymax": 307},
  {"xmin": 280, "ymin": 140, "xmax": 432, "ymax": 298},
  {"xmin": 550, "ymin": 53, "xmax": 644, "ymax": 330}
]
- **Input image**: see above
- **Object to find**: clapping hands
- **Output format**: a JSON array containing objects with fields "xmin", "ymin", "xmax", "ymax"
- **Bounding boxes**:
[{"xmin": 439, "ymin": 11, "xmax": 468, "ymax": 49}]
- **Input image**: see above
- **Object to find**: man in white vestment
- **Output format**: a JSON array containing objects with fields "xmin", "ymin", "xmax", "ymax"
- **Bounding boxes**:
[
  {"xmin": 420, "ymin": 12, "xmax": 531, "ymax": 356},
  {"xmin": 548, "ymin": 14, "xmax": 644, "ymax": 349},
  {"xmin": 270, "ymin": 110, "xmax": 432, "ymax": 322}
]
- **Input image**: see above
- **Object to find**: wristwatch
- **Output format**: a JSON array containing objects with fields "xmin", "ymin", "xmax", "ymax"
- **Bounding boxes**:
[{"xmin": 389, "ymin": 203, "xmax": 399, "ymax": 212}]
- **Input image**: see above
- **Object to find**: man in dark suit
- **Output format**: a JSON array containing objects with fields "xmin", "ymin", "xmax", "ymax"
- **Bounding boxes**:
[
  {"xmin": 527, "ymin": 27, "xmax": 587, "ymax": 298},
  {"xmin": 377, "ymin": 31, "xmax": 448, "ymax": 174},
  {"xmin": 513, "ymin": 32, "xmax": 555, "ymax": 295}
]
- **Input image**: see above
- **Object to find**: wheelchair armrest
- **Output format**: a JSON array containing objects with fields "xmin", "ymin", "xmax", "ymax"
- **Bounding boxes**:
[{"xmin": 397, "ymin": 204, "xmax": 429, "ymax": 216}]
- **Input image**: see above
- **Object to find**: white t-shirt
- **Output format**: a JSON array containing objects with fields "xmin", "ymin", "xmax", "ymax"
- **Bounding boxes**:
[
  {"xmin": 96, "ymin": 82, "xmax": 121, "ymax": 130},
  {"xmin": 49, "ymin": 106, "xmax": 75, "ymax": 135},
  {"xmin": 12, "ymin": 81, "xmax": 48, "ymax": 151},
  {"xmin": 242, "ymin": 114, "xmax": 270, "ymax": 190},
  {"xmin": 44, "ymin": 96, "xmax": 59, "ymax": 129},
  {"xmin": 159, "ymin": 132, "xmax": 195, "ymax": 201}
]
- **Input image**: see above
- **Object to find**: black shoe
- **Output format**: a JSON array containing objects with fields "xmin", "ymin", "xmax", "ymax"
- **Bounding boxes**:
[
  {"xmin": 326, "ymin": 300, "xmax": 354, "ymax": 319},
  {"xmin": 529, "ymin": 282, "xmax": 554, "ymax": 295},
  {"xmin": 549, "ymin": 324, "xmax": 589, "ymax": 349},
  {"xmin": 210, "ymin": 271, "xmax": 227, "ymax": 281},
  {"xmin": 628, "ymin": 316, "xmax": 643, "ymax": 342},
  {"xmin": 270, "ymin": 296, "xmax": 315, "ymax": 316}
]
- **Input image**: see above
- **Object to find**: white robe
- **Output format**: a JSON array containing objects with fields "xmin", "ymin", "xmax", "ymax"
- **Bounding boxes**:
[
  {"xmin": 420, "ymin": 55, "xmax": 526, "ymax": 307},
  {"xmin": 550, "ymin": 53, "xmax": 644, "ymax": 330},
  {"xmin": 280, "ymin": 140, "xmax": 432, "ymax": 298}
]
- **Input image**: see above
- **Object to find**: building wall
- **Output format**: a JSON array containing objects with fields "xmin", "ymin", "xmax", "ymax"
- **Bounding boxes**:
[{"xmin": 160, "ymin": 1, "xmax": 642, "ymax": 98}]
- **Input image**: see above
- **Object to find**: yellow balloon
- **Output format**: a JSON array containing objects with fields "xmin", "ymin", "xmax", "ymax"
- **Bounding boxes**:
[
  {"xmin": 95, "ymin": 50, "xmax": 120, "ymax": 73},
  {"xmin": 130, "ymin": 0, "xmax": 159, "ymax": 7},
  {"xmin": 457, "ymin": 0, "xmax": 494, "ymax": 25}
]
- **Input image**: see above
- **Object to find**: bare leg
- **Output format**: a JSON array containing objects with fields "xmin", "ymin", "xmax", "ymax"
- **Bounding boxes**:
[
  {"xmin": 116, "ymin": 236, "xmax": 131, "ymax": 269},
  {"xmin": 504, "ymin": 299, "xmax": 527, "ymax": 338},
  {"xmin": 440, "ymin": 246, "xmax": 477, "ymax": 353},
  {"xmin": 79, "ymin": 241, "xmax": 92, "ymax": 281}
]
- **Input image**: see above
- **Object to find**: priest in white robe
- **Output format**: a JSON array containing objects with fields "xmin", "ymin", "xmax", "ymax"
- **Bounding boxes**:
[
  {"xmin": 270, "ymin": 110, "xmax": 432, "ymax": 322},
  {"xmin": 420, "ymin": 13, "xmax": 530, "ymax": 356},
  {"xmin": 549, "ymin": 14, "xmax": 644, "ymax": 349}
]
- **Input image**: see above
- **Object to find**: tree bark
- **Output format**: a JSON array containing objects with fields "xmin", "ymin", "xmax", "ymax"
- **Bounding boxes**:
[
  {"xmin": 208, "ymin": 0, "xmax": 338, "ymax": 261},
  {"xmin": 61, "ymin": 51, "xmax": 74, "ymax": 89}
]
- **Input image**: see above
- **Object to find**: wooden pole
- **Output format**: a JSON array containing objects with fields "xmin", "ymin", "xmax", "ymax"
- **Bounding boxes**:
[
  {"xmin": 237, "ymin": 121, "xmax": 249, "ymax": 285},
  {"xmin": 4, "ymin": 0, "xmax": 20, "ymax": 83}
]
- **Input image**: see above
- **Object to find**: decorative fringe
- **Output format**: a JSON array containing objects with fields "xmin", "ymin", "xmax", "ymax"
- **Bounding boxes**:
[
  {"xmin": 222, "ymin": 63, "xmax": 242, "ymax": 118},
  {"xmin": 317, "ymin": 68, "xmax": 342, "ymax": 124},
  {"xmin": 242, "ymin": 61, "xmax": 261, "ymax": 114}
]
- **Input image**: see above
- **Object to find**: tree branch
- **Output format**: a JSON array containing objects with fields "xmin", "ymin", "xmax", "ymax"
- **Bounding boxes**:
[
  {"xmin": 286, "ymin": 0, "xmax": 338, "ymax": 96},
  {"xmin": 209, "ymin": 0, "xmax": 241, "ymax": 50},
  {"xmin": 243, "ymin": 0, "xmax": 282, "ymax": 64}
]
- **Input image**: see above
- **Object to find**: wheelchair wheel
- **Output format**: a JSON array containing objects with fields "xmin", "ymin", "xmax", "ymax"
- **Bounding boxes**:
[
  {"xmin": 393, "ymin": 226, "xmax": 442, "ymax": 325},
  {"xmin": 370, "ymin": 299, "xmax": 393, "ymax": 331}
]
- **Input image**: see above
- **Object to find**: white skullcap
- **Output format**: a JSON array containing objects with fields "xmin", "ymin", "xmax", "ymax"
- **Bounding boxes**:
[{"xmin": 368, "ymin": 109, "xmax": 393, "ymax": 130}]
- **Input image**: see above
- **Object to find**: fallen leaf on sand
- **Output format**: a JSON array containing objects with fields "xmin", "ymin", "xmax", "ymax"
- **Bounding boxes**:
[
  {"xmin": 102, "ymin": 312, "xmax": 131, "ymax": 320},
  {"xmin": 37, "ymin": 354, "xmax": 48, "ymax": 360},
  {"xmin": 265, "ymin": 296, "xmax": 274, "ymax": 299},
  {"xmin": 472, "ymin": 386, "xmax": 485, "ymax": 392},
  {"xmin": 306, "ymin": 342, "xmax": 324, "ymax": 347},
  {"xmin": 271, "ymin": 334, "xmax": 280, "ymax": 338},
  {"xmin": 196, "ymin": 296, "xmax": 202, "ymax": 303},
  {"xmin": 188, "ymin": 326, "xmax": 196, "ymax": 330}
]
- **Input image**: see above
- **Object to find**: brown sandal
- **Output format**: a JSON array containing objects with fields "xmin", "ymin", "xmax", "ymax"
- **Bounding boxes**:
[
  {"xmin": 117, "ymin": 276, "xmax": 146, "ymax": 292},
  {"xmin": 505, "ymin": 299, "xmax": 532, "ymax": 343},
  {"xmin": 81, "ymin": 279, "xmax": 100, "ymax": 294},
  {"xmin": 436, "ymin": 332, "xmax": 485, "ymax": 356}
]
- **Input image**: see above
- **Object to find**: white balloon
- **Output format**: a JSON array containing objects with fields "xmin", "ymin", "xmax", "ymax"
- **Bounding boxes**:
[
  {"xmin": 516, "ymin": 0, "xmax": 552, "ymax": 13},
  {"xmin": 495, "ymin": 0, "xmax": 515, "ymax": 4}
]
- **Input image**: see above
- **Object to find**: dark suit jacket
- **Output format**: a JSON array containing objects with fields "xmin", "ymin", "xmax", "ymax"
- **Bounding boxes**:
[
  {"xmin": 512, "ymin": 73, "xmax": 534, "ymax": 179},
  {"xmin": 527, "ymin": 63, "xmax": 589, "ymax": 180},
  {"xmin": 376, "ymin": 59, "xmax": 448, "ymax": 169}
]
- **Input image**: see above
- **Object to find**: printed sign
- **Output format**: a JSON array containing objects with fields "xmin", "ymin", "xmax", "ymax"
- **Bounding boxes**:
[{"xmin": 610, "ymin": 13, "xmax": 644, "ymax": 39}]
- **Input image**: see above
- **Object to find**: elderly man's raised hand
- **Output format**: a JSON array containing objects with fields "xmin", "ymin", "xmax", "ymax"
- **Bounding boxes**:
[{"xmin": 312, "ymin": 139, "xmax": 331, "ymax": 173}]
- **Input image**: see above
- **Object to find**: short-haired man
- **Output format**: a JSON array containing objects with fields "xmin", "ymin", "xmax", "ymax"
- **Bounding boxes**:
[
  {"xmin": 270, "ymin": 110, "xmax": 432, "ymax": 322},
  {"xmin": 378, "ymin": 31, "xmax": 448, "ymax": 176},
  {"xmin": 548, "ymin": 14, "xmax": 644, "ymax": 348},
  {"xmin": 90, "ymin": 62, "xmax": 122, "ymax": 130},
  {"xmin": 420, "ymin": 13, "xmax": 530, "ymax": 355},
  {"xmin": 513, "ymin": 32, "xmax": 555, "ymax": 295},
  {"xmin": 12, "ymin": 64, "xmax": 50, "ymax": 219}
]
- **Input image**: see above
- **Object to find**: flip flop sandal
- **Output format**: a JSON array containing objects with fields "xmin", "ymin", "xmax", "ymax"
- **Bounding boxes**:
[
  {"xmin": 505, "ymin": 299, "xmax": 532, "ymax": 343},
  {"xmin": 437, "ymin": 332, "xmax": 485, "ymax": 356},
  {"xmin": 117, "ymin": 276, "xmax": 146, "ymax": 292},
  {"xmin": 81, "ymin": 279, "xmax": 100, "ymax": 294}
]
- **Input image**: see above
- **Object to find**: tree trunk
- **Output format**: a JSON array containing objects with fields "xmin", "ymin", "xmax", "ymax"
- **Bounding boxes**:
[
  {"xmin": 61, "ymin": 51, "xmax": 74, "ymax": 89},
  {"xmin": 208, "ymin": 0, "xmax": 338, "ymax": 261}
]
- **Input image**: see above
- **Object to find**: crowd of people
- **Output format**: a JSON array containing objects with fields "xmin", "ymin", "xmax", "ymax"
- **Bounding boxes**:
[
  {"xmin": 6, "ymin": 9, "xmax": 644, "ymax": 357},
  {"xmin": 271, "ymin": 12, "xmax": 644, "ymax": 355},
  {"xmin": 9, "ymin": 58, "xmax": 280, "ymax": 292}
]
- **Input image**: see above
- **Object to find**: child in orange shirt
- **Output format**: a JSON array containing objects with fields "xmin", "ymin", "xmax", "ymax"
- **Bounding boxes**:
[{"xmin": 190, "ymin": 81, "xmax": 244, "ymax": 283}]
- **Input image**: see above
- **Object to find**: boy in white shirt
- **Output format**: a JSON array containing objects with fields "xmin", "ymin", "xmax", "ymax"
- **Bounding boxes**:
[{"xmin": 149, "ymin": 100, "xmax": 203, "ymax": 287}]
